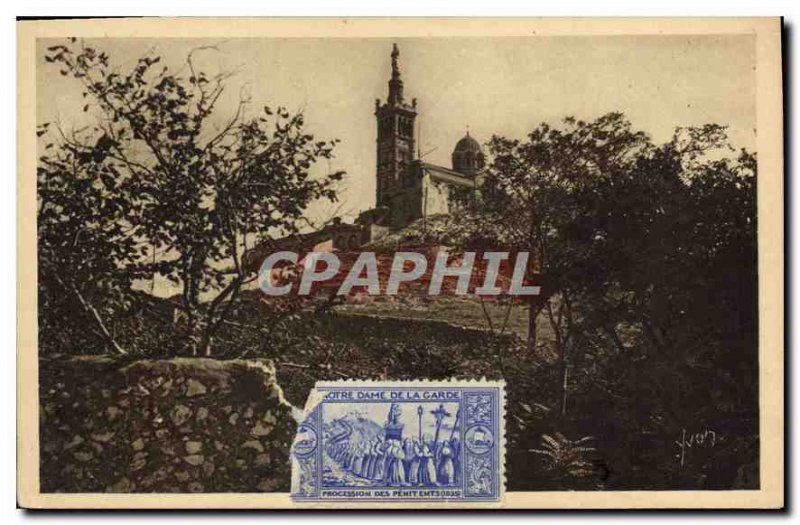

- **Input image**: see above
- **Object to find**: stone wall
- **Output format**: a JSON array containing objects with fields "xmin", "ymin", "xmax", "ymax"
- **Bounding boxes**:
[{"xmin": 39, "ymin": 356, "xmax": 297, "ymax": 493}]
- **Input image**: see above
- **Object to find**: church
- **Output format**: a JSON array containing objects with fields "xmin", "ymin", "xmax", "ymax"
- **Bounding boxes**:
[
  {"xmin": 252, "ymin": 43, "xmax": 488, "ymax": 255},
  {"xmin": 359, "ymin": 44, "xmax": 487, "ymax": 232}
]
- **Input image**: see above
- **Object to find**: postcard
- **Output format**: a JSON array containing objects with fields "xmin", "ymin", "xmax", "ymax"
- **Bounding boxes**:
[{"xmin": 17, "ymin": 17, "xmax": 783, "ymax": 509}]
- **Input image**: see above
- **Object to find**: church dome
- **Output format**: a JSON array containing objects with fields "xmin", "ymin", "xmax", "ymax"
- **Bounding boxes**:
[
  {"xmin": 453, "ymin": 133, "xmax": 482, "ymax": 154},
  {"xmin": 451, "ymin": 132, "xmax": 485, "ymax": 176}
]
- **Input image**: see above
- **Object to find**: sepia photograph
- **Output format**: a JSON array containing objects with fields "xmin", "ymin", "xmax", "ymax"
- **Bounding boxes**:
[{"xmin": 16, "ymin": 17, "xmax": 784, "ymax": 509}]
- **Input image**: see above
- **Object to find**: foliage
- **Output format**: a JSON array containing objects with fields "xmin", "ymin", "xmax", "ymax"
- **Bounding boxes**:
[
  {"xmin": 482, "ymin": 113, "xmax": 652, "ymax": 352},
  {"xmin": 37, "ymin": 121, "xmax": 145, "ymax": 355},
  {"xmin": 467, "ymin": 113, "xmax": 758, "ymax": 489},
  {"xmin": 38, "ymin": 39, "xmax": 343, "ymax": 355},
  {"xmin": 528, "ymin": 433, "xmax": 598, "ymax": 482}
]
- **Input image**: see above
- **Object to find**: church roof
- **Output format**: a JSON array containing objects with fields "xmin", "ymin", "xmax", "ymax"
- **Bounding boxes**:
[
  {"xmin": 453, "ymin": 133, "xmax": 482, "ymax": 154},
  {"xmin": 417, "ymin": 161, "xmax": 479, "ymax": 188}
]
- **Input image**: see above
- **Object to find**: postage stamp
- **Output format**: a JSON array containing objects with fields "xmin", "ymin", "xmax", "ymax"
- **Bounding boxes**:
[{"xmin": 291, "ymin": 380, "xmax": 505, "ymax": 506}]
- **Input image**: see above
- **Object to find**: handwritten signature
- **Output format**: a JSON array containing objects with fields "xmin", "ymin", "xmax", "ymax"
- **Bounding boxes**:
[{"xmin": 675, "ymin": 428, "xmax": 717, "ymax": 467}]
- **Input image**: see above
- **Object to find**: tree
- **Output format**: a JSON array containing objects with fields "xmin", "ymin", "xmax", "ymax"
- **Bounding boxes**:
[
  {"xmin": 479, "ymin": 114, "xmax": 757, "ymax": 436},
  {"xmin": 484, "ymin": 113, "xmax": 649, "ymax": 356},
  {"xmin": 37, "ymin": 122, "xmax": 144, "ymax": 355},
  {"xmin": 569, "ymin": 124, "xmax": 758, "ymax": 431},
  {"xmin": 40, "ymin": 39, "xmax": 344, "ymax": 356}
]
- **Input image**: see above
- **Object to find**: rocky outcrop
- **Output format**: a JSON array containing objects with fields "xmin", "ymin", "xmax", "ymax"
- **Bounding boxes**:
[{"xmin": 39, "ymin": 356, "xmax": 297, "ymax": 493}]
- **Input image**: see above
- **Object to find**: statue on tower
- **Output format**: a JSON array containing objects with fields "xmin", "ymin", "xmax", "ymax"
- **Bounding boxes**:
[
  {"xmin": 387, "ymin": 43, "xmax": 404, "ymax": 105},
  {"xmin": 391, "ymin": 43, "xmax": 400, "ymax": 77},
  {"xmin": 384, "ymin": 402, "xmax": 404, "ymax": 442}
]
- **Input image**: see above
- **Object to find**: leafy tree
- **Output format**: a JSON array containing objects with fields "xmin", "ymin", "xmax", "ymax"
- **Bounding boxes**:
[
  {"xmin": 568, "ymin": 124, "xmax": 758, "ymax": 430},
  {"xmin": 484, "ymin": 113, "xmax": 649, "ymax": 357},
  {"xmin": 37, "ymin": 122, "xmax": 144, "ymax": 355},
  {"xmin": 478, "ymin": 113, "xmax": 757, "ymax": 447},
  {"xmin": 40, "ymin": 40, "xmax": 343, "ymax": 356}
]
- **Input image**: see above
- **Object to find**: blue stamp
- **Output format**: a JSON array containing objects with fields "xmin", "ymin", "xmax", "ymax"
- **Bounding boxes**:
[{"xmin": 291, "ymin": 380, "xmax": 505, "ymax": 505}]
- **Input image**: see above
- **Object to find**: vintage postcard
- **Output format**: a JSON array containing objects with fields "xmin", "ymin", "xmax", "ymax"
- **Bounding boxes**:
[{"xmin": 17, "ymin": 18, "xmax": 783, "ymax": 509}]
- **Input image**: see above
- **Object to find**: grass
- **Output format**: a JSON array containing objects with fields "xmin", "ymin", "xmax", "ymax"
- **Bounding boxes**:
[{"xmin": 333, "ymin": 296, "xmax": 555, "ymax": 343}]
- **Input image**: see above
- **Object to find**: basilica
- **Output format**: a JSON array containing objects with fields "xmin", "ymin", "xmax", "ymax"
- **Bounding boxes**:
[
  {"xmin": 247, "ymin": 44, "xmax": 488, "ymax": 256},
  {"xmin": 359, "ymin": 44, "xmax": 487, "ymax": 232}
]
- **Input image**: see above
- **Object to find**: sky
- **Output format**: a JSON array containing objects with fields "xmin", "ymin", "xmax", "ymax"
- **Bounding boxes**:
[{"xmin": 37, "ymin": 35, "xmax": 756, "ymax": 222}]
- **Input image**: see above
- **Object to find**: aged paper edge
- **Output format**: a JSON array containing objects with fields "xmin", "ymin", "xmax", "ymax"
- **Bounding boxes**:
[{"xmin": 16, "ymin": 17, "xmax": 784, "ymax": 510}]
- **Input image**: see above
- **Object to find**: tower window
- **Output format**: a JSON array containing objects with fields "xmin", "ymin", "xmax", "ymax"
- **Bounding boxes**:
[
  {"xmin": 380, "ymin": 118, "xmax": 395, "ymax": 139},
  {"xmin": 399, "ymin": 118, "xmax": 413, "ymax": 138}
]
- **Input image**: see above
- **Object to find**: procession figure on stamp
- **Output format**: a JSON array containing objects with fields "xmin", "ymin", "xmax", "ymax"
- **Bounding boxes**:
[{"xmin": 325, "ymin": 402, "xmax": 461, "ymax": 487}]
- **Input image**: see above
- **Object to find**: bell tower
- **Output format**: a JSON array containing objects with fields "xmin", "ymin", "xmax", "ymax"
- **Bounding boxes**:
[{"xmin": 375, "ymin": 43, "xmax": 417, "ymax": 206}]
